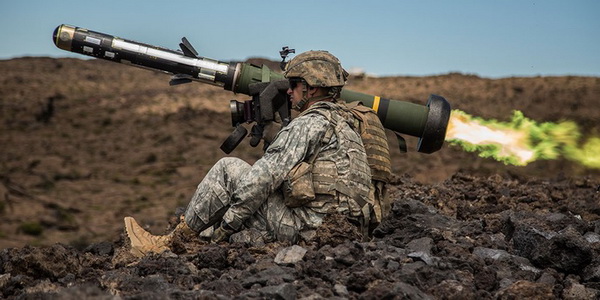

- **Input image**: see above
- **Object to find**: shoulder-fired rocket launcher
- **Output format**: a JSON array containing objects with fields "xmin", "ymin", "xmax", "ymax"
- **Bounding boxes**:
[{"xmin": 53, "ymin": 24, "xmax": 450, "ymax": 154}]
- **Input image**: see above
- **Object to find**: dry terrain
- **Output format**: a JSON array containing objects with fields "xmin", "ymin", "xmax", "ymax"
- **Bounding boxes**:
[{"xmin": 0, "ymin": 57, "xmax": 599, "ymax": 298}]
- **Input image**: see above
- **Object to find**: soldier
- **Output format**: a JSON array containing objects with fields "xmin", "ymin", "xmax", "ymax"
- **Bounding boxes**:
[{"xmin": 124, "ymin": 50, "xmax": 389, "ymax": 257}]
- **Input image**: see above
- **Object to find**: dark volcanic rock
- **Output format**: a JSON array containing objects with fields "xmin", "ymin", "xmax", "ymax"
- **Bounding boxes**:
[
  {"xmin": 1, "ymin": 173, "xmax": 599, "ymax": 299},
  {"xmin": 0, "ymin": 175, "xmax": 598, "ymax": 299},
  {"xmin": 1, "ymin": 244, "xmax": 81, "ymax": 280},
  {"xmin": 508, "ymin": 211, "xmax": 593, "ymax": 273}
]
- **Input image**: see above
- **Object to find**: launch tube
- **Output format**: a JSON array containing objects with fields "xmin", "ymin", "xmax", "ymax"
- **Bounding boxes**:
[
  {"xmin": 53, "ymin": 24, "xmax": 449, "ymax": 153},
  {"xmin": 53, "ymin": 24, "xmax": 235, "ymax": 88}
]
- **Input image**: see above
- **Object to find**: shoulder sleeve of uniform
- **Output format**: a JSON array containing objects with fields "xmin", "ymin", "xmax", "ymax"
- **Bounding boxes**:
[{"xmin": 265, "ymin": 113, "xmax": 329, "ymax": 157}]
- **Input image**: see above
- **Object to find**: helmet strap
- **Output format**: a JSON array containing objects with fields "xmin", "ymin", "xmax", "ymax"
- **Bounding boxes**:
[
  {"xmin": 293, "ymin": 82, "xmax": 310, "ymax": 111},
  {"xmin": 294, "ymin": 97, "xmax": 310, "ymax": 111},
  {"xmin": 328, "ymin": 87, "xmax": 342, "ymax": 100},
  {"xmin": 292, "ymin": 82, "xmax": 340, "ymax": 111}
]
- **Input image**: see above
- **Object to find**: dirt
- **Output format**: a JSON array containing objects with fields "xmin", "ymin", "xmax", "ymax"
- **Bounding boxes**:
[{"xmin": 0, "ymin": 57, "xmax": 599, "ymax": 298}]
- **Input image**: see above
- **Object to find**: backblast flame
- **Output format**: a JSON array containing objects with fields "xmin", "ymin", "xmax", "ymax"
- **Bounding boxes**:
[{"xmin": 445, "ymin": 109, "xmax": 600, "ymax": 169}]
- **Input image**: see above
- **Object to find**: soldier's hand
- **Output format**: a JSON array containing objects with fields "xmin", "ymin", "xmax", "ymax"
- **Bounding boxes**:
[
  {"xmin": 211, "ymin": 222, "xmax": 235, "ymax": 243},
  {"xmin": 262, "ymin": 121, "xmax": 282, "ymax": 144}
]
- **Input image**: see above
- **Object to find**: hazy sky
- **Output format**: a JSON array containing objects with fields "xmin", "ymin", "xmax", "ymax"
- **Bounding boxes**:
[{"xmin": 1, "ymin": 0, "xmax": 598, "ymax": 78}]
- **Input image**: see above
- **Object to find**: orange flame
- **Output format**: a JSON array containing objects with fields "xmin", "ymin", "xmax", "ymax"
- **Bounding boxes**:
[{"xmin": 446, "ymin": 111, "xmax": 535, "ymax": 165}]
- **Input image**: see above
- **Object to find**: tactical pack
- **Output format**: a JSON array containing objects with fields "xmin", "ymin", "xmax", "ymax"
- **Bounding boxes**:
[
  {"xmin": 285, "ymin": 101, "xmax": 392, "ymax": 231},
  {"xmin": 343, "ymin": 101, "xmax": 392, "ymax": 226}
]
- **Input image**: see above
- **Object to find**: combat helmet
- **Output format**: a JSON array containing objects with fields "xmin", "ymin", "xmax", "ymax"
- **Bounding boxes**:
[{"xmin": 284, "ymin": 50, "xmax": 349, "ymax": 88}]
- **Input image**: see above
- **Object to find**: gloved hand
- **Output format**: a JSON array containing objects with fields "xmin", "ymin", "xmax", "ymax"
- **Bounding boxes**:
[
  {"xmin": 211, "ymin": 222, "xmax": 236, "ymax": 243},
  {"xmin": 262, "ymin": 119, "xmax": 283, "ymax": 145}
]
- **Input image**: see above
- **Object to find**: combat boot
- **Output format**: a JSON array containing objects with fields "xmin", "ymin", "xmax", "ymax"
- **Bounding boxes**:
[{"xmin": 124, "ymin": 216, "xmax": 195, "ymax": 257}]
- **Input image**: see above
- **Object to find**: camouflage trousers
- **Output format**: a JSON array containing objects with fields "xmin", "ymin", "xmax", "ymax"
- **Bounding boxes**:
[{"xmin": 183, "ymin": 157, "xmax": 304, "ymax": 242}]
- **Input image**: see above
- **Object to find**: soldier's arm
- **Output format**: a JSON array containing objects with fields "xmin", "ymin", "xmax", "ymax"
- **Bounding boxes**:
[{"xmin": 222, "ymin": 114, "xmax": 328, "ymax": 230}]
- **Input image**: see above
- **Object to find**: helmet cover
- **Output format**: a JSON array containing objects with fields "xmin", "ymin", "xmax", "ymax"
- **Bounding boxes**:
[{"xmin": 284, "ymin": 50, "xmax": 349, "ymax": 88}]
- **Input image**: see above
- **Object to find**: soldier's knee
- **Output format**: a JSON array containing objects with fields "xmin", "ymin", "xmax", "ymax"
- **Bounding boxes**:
[{"xmin": 216, "ymin": 157, "xmax": 249, "ymax": 168}]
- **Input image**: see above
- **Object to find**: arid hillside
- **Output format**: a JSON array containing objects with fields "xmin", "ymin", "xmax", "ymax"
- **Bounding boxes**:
[
  {"xmin": 1, "ymin": 57, "xmax": 599, "ymax": 248},
  {"xmin": 0, "ymin": 57, "xmax": 599, "ymax": 298}
]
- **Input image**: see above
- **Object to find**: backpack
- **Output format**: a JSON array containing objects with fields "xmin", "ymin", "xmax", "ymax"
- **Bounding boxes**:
[{"xmin": 343, "ymin": 102, "xmax": 392, "ymax": 229}]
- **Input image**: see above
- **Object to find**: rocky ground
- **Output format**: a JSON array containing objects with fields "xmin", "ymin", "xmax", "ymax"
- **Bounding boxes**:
[{"xmin": 0, "ymin": 57, "xmax": 599, "ymax": 298}]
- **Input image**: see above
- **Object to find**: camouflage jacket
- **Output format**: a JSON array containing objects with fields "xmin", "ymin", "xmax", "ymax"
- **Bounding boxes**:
[{"xmin": 222, "ymin": 101, "xmax": 370, "ymax": 230}]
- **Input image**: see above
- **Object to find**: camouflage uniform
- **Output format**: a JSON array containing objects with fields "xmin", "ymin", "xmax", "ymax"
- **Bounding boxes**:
[
  {"xmin": 183, "ymin": 101, "xmax": 372, "ymax": 243},
  {"xmin": 124, "ymin": 50, "xmax": 379, "ymax": 256}
]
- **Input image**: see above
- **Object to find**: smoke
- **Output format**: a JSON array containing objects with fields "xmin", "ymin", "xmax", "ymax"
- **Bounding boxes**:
[{"xmin": 445, "ymin": 109, "xmax": 600, "ymax": 169}]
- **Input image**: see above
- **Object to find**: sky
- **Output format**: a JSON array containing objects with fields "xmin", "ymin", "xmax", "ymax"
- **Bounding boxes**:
[{"xmin": 1, "ymin": 0, "xmax": 598, "ymax": 78}]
